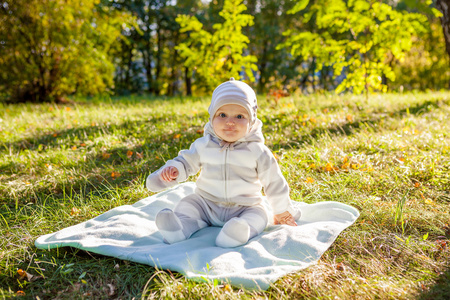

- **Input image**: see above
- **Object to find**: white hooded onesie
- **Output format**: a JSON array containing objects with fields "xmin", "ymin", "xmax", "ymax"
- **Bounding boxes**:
[{"xmin": 146, "ymin": 78, "xmax": 300, "ymax": 247}]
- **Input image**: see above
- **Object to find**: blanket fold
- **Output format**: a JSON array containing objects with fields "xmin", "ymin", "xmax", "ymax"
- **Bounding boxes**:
[{"xmin": 35, "ymin": 182, "xmax": 359, "ymax": 290}]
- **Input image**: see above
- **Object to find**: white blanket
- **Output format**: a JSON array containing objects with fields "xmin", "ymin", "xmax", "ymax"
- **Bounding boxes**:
[{"xmin": 35, "ymin": 182, "xmax": 359, "ymax": 290}]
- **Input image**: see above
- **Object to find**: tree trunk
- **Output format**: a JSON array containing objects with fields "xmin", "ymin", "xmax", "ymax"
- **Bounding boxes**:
[
  {"xmin": 184, "ymin": 67, "xmax": 192, "ymax": 96},
  {"xmin": 311, "ymin": 57, "xmax": 316, "ymax": 92},
  {"xmin": 168, "ymin": 31, "xmax": 179, "ymax": 96},
  {"xmin": 257, "ymin": 40, "xmax": 268, "ymax": 94},
  {"xmin": 142, "ymin": 39, "xmax": 153, "ymax": 94},
  {"xmin": 125, "ymin": 45, "xmax": 133, "ymax": 90},
  {"xmin": 155, "ymin": 20, "xmax": 163, "ymax": 95},
  {"xmin": 436, "ymin": 0, "xmax": 450, "ymax": 88}
]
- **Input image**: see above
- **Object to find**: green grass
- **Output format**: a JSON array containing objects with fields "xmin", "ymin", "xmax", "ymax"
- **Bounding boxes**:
[{"xmin": 1, "ymin": 92, "xmax": 449, "ymax": 299}]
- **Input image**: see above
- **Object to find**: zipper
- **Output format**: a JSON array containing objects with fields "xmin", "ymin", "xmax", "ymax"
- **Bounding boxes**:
[{"xmin": 224, "ymin": 147, "xmax": 229, "ymax": 203}]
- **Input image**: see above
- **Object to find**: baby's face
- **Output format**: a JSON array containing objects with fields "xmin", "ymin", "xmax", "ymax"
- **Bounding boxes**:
[{"xmin": 212, "ymin": 104, "xmax": 250, "ymax": 143}]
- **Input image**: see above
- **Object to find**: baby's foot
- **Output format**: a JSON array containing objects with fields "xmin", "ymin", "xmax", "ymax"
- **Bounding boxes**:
[
  {"xmin": 215, "ymin": 217, "xmax": 250, "ymax": 248},
  {"xmin": 155, "ymin": 209, "xmax": 186, "ymax": 244}
]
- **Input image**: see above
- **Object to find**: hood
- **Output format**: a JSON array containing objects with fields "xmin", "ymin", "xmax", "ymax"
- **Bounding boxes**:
[{"xmin": 203, "ymin": 118, "xmax": 264, "ymax": 145}]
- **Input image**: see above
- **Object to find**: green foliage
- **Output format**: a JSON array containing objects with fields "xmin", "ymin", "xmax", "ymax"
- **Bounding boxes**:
[
  {"xmin": 104, "ymin": 0, "xmax": 202, "ymax": 96},
  {"xmin": 247, "ymin": 0, "xmax": 301, "ymax": 94},
  {"xmin": 1, "ymin": 0, "xmax": 448, "ymax": 99},
  {"xmin": 0, "ymin": 0, "xmax": 133, "ymax": 102},
  {"xmin": 280, "ymin": 0, "xmax": 430, "ymax": 95},
  {"xmin": 176, "ymin": 0, "xmax": 258, "ymax": 94},
  {"xmin": 391, "ymin": 19, "xmax": 450, "ymax": 91}
]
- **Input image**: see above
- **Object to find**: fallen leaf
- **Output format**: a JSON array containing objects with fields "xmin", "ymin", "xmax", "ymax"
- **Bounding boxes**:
[
  {"xmin": 324, "ymin": 162, "xmax": 337, "ymax": 172},
  {"xmin": 346, "ymin": 114, "xmax": 353, "ymax": 122},
  {"xmin": 173, "ymin": 133, "xmax": 181, "ymax": 139},
  {"xmin": 424, "ymin": 198, "xmax": 435, "ymax": 206},
  {"xmin": 436, "ymin": 240, "xmax": 448, "ymax": 251},
  {"xmin": 17, "ymin": 269, "xmax": 41, "ymax": 282},
  {"xmin": 102, "ymin": 153, "xmax": 111, "ymax": 159},
  {"xmin": 305, "ymin": 177, "xmax": 315, "ymax": 184},
  {"xmin": 17, "ymin": 269, "xmax": 27, "ymax": 278},
  {"xmin": 351, "ymin": 163, "xmax": 360, "ymax": 170},
  {"xmin": 341, "ymin": 162, "xmax": 350, "ymax": 169},
  {"xmin": 71, "ymin": 207, "xmax": 80, "ymax": 216},
  {"xmin": 336, "ymin": 262, "xmax": 345, "ymax": 271},
  {"xmin": 103, "ymin": 284, "xmax": 116, "ymax": 297},
  {"xmin": 136, "ymin": 152, "xmax": 143, "ymax": 159},
  {"xmin": 127, "ymin": 150, "xmax": 133, "ymax": 158}
]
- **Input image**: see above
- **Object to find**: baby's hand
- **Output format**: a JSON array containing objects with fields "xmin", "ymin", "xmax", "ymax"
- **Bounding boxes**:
[
  {"xmin": 160, "ymin": 166, "xmax": 179, "ymax": 182},
  {"xmin": 274, "ymin": 211, "xmax": 297, "ymax": 226}
]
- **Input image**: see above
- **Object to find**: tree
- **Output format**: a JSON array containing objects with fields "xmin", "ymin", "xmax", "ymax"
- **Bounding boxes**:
[
  {"xmin": 387, "ymin": 1, "xmax": 449, "ymax": 91},
  {"xmin": 104, "ymin": 0, "xmax": 203, "ymax": 96},
  {"xmin": 279, "ymin": 0, "xmax": 429, "ymax": 96},
  {"xmin": 436, "ymin": 0, "xmax": 450, "ymax": 88},
  {"xmin": 245, "ymin": 0, "xmax": 302, "ymax": 94},
  {"xmin": 0, "ymin": 0, "xmax": 132, "ymax": 102},
  {"xmin": 176, "ymin": 0, "xmax": 258, "ymax": 94}
]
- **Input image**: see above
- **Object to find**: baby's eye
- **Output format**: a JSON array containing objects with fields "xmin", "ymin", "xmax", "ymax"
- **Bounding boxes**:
[
  {"xmin": 219, "ymin": 113, "xmax": 226, "ymax": 118},
  {"xmin": 236, "ymin": 115, "xmax": 244, "ymax": 119}
]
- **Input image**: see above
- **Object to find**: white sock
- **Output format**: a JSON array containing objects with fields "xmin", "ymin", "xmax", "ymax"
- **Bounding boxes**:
[
  {"xmin": 155, "ymin": 209, "xmax": 186, "ymax": 244},
  {"xmin": 215, "ymin": 218, "xmax": 250, "ymax": 248}
]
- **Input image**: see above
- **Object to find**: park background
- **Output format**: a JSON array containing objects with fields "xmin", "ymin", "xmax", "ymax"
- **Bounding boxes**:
[
  {"xmin": 1, "ymin": 0, "xmax": 450, "ymax": 299},
  {"xmin": 1, "ymin": 0, "xmax": 450, "ymax": 101}
]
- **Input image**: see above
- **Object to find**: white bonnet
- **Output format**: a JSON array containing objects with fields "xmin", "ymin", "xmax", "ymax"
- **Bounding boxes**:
[{"xmin": 208, "ymin": 78, "xmax": 258, "ymax": 125}]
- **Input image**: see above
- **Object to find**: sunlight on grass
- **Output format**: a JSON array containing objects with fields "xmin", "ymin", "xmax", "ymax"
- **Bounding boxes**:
[{"xmin": 1, "ymin": 92, "xmax": 449, "ymax": 298}]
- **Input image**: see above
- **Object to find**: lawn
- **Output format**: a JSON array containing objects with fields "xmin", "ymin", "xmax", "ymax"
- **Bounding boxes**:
[{"xmin": 1, "ymin": 92, "xmax": 449, "ymax": 299}]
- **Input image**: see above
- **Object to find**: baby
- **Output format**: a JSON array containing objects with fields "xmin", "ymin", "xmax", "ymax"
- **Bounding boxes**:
[{"xmin": 146, "ymin": 78, "xmax": 301, "ymax": 248}]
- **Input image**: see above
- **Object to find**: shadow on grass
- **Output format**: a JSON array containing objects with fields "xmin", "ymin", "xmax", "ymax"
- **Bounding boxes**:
[
  {"xmin": 418, "ymin": 268, "xmax": 450, "ymax": 300},
  {"xmin": 0, "ymin": 121, "xmax": 201, "ymax": 211},
  {"xmin": 2, "ymin": 246, "xmax": 156, "ymax": 299},
  {"xmin": 3, "ymin": 109, "xmax": 207, "ymax": 153},
  {"xmin": 0, "ymin": 99, "xmax": 450, "ymax": 206},
  {"xmin": 1, "ymin": 95, "xmax": 449, "ymax": 210},
  {"xmin": 270, "ymin": 96, "xmax": 450, "ymax": 151}
]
